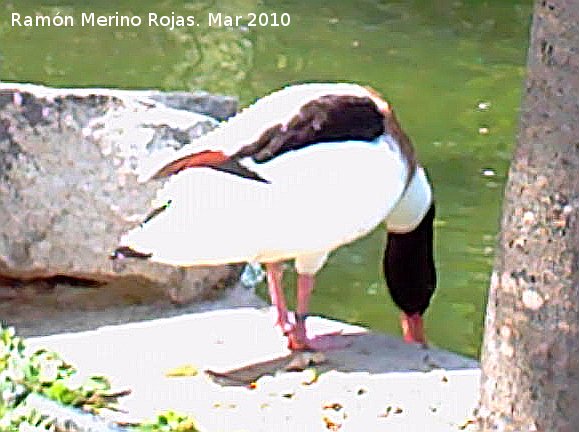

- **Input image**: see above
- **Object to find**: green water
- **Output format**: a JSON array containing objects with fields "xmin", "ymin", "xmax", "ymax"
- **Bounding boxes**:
[{"xmin": 0, "ymin": 0, "xmax": 533, "ymax": 357}]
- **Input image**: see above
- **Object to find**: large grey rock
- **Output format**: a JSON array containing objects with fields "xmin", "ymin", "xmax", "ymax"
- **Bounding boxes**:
[
  {"xmin": 146, "ymin": 90, "xmax": 238, "ymax": 122},
  {"xmin": 0, "ymin": 83, "xmax": 241, "ymax": 303}
]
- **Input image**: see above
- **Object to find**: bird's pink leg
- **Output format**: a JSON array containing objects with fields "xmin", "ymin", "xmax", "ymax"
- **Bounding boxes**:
[
  {"xmin": 265, "ymin": 262, "xmax": 292, "ymax": 334},
  {"xmin": 287, "ymin": 273, "xmax": 351, "ymax": 351},
  {"xmin": 286, "ymin": 273, "xmax": 313, "ymax": 350}
]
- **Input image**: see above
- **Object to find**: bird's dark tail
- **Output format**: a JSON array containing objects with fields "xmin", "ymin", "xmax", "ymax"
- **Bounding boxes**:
[{"xmin": 110, "ymin": 246, "xmax": 152, "ymax": 260}]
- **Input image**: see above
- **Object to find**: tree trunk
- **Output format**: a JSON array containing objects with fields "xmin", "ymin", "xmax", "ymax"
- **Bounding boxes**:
[{"xmin": 478, "ymin": 1, "xmax": 579, "ymax": 431}]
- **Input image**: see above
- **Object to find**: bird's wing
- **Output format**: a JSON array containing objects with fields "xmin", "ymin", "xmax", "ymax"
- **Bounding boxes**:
[{"xmin": 150, "ymin": 84, "xmax": 386, "ymax": 182}]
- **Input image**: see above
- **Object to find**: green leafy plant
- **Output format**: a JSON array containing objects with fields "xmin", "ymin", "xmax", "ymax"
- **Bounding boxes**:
[
  {"xmin": 0, "ymin": 326, "xmax": 119, "ymax": 430},
  {"xmin": 135, "ymin": 411, "xmax": 202, "ymax": 432},
  {"xmin": 0, "ymin": 326, "xmax": 202, "ymax": 431}
]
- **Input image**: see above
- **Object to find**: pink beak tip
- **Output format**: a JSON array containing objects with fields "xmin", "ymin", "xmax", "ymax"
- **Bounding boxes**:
[{"xmin": 401, "ymin": 312, "xmax": 427, "ymax": 345}]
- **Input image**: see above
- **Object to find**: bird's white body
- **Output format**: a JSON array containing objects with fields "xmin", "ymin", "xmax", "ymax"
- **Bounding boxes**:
[{"xmin": 121, "ymin": 83, "xmax": 432, "ymax": 274}]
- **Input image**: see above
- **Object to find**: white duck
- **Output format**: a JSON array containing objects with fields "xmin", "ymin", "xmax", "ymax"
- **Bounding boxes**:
[{"xmin": 113, "ymin": 83, "xmax": 436, "ymax": 351}]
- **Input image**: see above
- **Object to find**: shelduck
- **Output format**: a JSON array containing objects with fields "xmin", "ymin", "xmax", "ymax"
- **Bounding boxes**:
[{"xmin": 113, "ymin": 83, "xmax": 436, "ymax": 351}]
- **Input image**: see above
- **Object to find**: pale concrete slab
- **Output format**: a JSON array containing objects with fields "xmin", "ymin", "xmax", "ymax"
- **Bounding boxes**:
[{"xmin": 27, "ymin": 306, "xmax": 480, "ymax": 432}]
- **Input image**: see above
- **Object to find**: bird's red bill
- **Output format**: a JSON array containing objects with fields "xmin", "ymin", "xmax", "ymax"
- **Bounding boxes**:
[{"xmin": 400, "ymin": 312, "xmax": 426, "ymax": 344}]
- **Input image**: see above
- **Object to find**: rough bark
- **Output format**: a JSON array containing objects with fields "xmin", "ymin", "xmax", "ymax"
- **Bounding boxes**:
[{"xmin": 478, "ymin": 1, "xmax": 579, "ymax": 431}]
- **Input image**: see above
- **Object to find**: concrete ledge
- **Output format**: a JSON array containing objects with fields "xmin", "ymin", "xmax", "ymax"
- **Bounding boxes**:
[{"xmin": 28, "ymin": 306, "xmax": 480, "ymax": 432}]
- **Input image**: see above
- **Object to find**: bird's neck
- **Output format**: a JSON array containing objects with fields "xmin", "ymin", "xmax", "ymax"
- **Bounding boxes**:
[{"xmin": 383, "ymin": 203, "xmax": 436, "ymax": 317}]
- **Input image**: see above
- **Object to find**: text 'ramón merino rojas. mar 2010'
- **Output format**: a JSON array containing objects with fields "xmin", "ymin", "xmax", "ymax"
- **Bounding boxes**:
[{"xmin": 10, "ymin": 11, "xmax": 291, "ymax": 30}]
